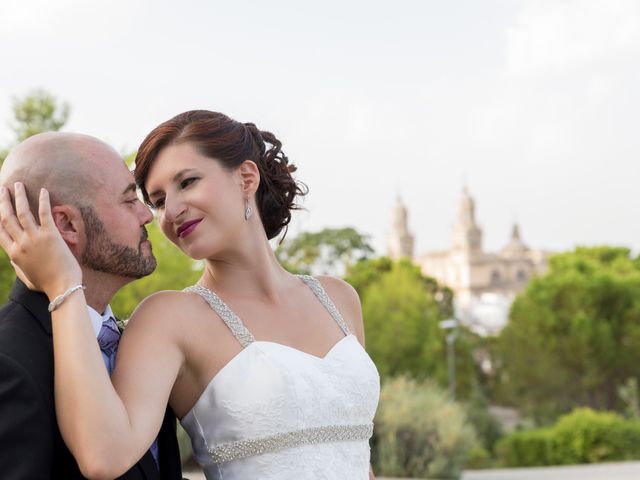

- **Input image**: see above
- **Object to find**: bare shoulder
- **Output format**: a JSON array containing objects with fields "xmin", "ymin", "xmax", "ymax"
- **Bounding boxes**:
[
  {"xmin": 125, "ymin": 289, "xmax": 207, "ymax": 332},
  {"xmin": 314, "ymin": 275, "xmax": 365, "ymax": 345}
]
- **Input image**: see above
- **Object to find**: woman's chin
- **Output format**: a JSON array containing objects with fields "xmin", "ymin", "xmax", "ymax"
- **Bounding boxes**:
[
  {"xmin": 180, "ymin": 244, "xmax": 210, "ymax": 261},
  {"xmin": 176, "ymin": 236, "xmax": 223, "ymax": 261}
]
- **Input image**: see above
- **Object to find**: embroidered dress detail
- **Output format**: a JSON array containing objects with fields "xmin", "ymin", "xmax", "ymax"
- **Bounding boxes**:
[
  {"xmin": 208, "ymin": 423, "xmax": 373, "ymax": 464},
  {"xmin": 184, "ymin": 285, "xmax": 255, "ymax": 347},
  {"xmin": 180, "ymin": 276, "xmax": 380, "ymax": 479},
  {"xmin": 297, "ymin": 275, "xmax": 351, "ymax": 335}
]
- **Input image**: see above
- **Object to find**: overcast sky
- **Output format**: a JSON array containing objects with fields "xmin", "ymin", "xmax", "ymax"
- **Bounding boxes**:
[{"xmin": 1, "ymin": 0, "xmax": 638, "ymax": 255}]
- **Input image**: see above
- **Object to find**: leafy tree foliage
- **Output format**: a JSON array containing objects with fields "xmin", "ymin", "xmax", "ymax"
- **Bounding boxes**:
[
  {"xmin": 493, "ymin": 246, "xmax": 640, "ymax": 422},
  {"xmin": 276, "ymin": 227, "xmax": 374, "ymax": 275},
  {"xmin": 347, "ymin": 257, "xmax": 477, "ymax": 397},
  {"xmin": 10, "ymin": 89, "xmax": 70, "ymax": 143}
]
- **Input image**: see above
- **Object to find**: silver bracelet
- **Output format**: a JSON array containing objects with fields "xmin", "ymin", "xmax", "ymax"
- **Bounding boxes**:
[{"xmin": 48, "ymin": 284, "xmax": 86, "ymax": 312}]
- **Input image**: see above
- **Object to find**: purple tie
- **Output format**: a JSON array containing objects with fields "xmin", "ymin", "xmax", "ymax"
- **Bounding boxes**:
[{"xmin": 97, "ymin": 316, "xmax": 120, "ymax": 375}]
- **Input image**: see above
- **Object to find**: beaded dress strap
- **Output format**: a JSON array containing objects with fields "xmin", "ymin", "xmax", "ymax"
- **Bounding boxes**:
[
  {"xmin": 184, "ymin": 285, "xmax": 255, "ymax": 348},
  {"xmin": 297, "ymin": 275, "xmax": 351, "ymax": 336}
]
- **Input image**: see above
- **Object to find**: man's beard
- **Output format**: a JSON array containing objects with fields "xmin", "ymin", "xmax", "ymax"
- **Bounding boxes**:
[{"xmin": 79, "ymin": 206, "xmax": 157, "ymax": 279}]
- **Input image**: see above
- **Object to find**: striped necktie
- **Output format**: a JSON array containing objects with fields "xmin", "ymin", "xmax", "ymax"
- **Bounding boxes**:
[{"xmin": 97, "ymin": 316, "xmax": 120, "ymax": 375}]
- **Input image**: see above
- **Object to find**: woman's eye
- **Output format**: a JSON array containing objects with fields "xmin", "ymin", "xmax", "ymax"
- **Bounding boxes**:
[
  {"xmin": 180, "ymin": 177, "xmax": 198, "ymax": 189},
  {"xmin": 153, "ymin": 199, "xmax": 165, "ymax": 209}
]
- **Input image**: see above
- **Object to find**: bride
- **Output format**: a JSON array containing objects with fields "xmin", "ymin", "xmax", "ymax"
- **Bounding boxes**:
[{"xmin": 0, "ymin": 110, "xmax": 380, "ymax": 480}]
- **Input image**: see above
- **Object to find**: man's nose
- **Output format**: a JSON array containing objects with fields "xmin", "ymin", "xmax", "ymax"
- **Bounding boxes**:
[{"xmin": 139, "ymin": 201, "xmax": 153, "ymax": 225}]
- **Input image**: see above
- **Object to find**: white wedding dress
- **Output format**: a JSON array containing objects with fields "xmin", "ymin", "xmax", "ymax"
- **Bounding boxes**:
[{"xmin": 180, "ymin": 275, "xmax": 380, "ymax": 479}]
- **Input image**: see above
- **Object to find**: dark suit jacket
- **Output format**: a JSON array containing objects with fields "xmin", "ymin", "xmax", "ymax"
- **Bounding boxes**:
[{"xmin": 0, "ymin": 279, "xmax": 183, "ymax": 480}]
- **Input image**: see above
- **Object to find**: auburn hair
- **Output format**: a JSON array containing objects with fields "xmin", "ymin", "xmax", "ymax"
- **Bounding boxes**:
[{"xmin": 134, "ymin": 110, "xmax": 307, "ymax": 240}]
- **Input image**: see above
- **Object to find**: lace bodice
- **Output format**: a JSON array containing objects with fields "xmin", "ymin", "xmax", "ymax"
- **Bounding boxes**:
[{"xmin": 180, "ymin": 275, "xmax": 380, "ymax": 479}]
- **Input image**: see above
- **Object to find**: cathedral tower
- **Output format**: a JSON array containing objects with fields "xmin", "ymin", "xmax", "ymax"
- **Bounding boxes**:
[
  {"xmin": 451, "ymin": 186, "xmax": 483, "ymax": 254},
  {"xmin": 387, "ymin": 196, "xmax": 415, "ymax": 260}
]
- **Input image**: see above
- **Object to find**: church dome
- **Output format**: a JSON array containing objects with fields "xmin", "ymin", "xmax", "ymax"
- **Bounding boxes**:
[{"xmin": 501, "ymin": 224, "xmax": 529, "ymax": 258}]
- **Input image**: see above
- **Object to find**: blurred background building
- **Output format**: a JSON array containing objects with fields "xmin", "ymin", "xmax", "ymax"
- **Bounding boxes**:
[{"xmin": 388, "ymin": 187, "xmax": 554, "ymax": 335}]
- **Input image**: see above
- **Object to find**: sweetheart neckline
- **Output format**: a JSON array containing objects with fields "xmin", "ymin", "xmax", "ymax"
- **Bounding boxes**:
[{"xmin": 179, "ymin": 334, "xmax": 361, "ymax": 421}]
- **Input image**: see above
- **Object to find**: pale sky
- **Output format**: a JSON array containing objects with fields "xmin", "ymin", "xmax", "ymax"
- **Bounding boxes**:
[{"xmin": 1, "ymin": 0, "xmax": 638, "ymax": 255}]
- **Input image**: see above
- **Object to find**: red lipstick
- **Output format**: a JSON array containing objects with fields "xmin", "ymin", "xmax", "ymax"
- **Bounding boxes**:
[{"xmin": 177, "ymin": 219, "xmax": 202, "ymax": 238}]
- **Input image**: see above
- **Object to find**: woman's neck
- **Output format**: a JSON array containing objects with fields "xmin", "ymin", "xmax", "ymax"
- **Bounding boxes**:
[{"xmin": 200, "ymin": 232, "xmax": 292, "ymax": 303}]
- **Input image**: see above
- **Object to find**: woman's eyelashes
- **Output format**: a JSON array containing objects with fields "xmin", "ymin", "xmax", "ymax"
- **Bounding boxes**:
[
  {"xmin": 151, "ymin": 178, "xmax": 200, "ymax": 209},
  {"xmin": 180, "ymin": 177, "xmax": 199, "ymax": 189}
]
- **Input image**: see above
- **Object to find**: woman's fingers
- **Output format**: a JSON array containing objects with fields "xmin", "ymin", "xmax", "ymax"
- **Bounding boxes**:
[
  {"xmin": 38, "ymin": 188, "xmax": 56, "ymax": 230},
  {"xmin": 0, "ymin": 187, "xmax": 14, "ymax": 248},
  {"xmin": 0, "ymin": 185, "xmax": 23, "ymax": 243},
  {"xmin": 0, "ymin": 184, "xmax": 56, "ymax": 258},
  {"xmin": 13, "ymin": 182, "xmax": 38, "ymax": 233},
  {"xmin": 0, "ymin": 219, "xmax": 14, "ymax": 252}
]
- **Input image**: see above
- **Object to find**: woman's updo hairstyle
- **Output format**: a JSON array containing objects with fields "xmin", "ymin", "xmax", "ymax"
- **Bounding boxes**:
[{"xmin": 134, "ymin": 110, "xmax": 307, "ymax": 240}]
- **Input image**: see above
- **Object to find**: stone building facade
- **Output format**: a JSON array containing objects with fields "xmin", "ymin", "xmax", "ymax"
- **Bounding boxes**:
[{"xmin": 387, "ymin": 188, "xmax": 553, "ymax": 335}]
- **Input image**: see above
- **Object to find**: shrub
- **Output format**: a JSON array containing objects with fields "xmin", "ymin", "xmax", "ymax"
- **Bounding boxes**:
[
  {"xmin": 495, "ymin": 428, "xmax": 554, "ymax": 467},
  {"xmin": 496, "ymin": 408, "xmax": 640, "ymax": 467},
  {"xmin": 465, "ymin": 386, "xmax": 503, "ymax": 453},
  {"xmin": 551, "ymin": 408, "xmax": 640, "ymax": 464},
  {"xmin": 372, "ymin": 376, "xmax": 477, "ymax": 479}
]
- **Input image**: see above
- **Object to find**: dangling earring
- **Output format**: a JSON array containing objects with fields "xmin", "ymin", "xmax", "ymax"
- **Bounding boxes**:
[{"xmin": 244, "ymin": 196, "xmax": 253, "ymax": 220}]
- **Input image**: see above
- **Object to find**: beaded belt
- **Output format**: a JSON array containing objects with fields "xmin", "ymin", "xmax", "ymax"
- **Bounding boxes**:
[{"xmin": 208, "ymin": 423, "xmax": 374, "ymax": 464}]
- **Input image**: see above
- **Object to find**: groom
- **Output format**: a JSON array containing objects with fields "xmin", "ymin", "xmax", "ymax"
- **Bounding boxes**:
[{"xmin": 0, "ymin": 132, "xmax": 182, "ymax": 479}]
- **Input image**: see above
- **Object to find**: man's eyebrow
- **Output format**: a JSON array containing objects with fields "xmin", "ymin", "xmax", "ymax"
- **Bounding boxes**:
[
  {"xmin": 122, "ymin": 183, "xmax": 137, "ymax": 196},
  {"xmin": 148, "ymin": 169, "xmax": 196, "ymax": 198}
]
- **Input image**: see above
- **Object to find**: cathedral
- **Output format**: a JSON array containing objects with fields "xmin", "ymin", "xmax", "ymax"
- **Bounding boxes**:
[{"xmin": 387, "ymin": 188, "xmax": 553, "ymax": 335}]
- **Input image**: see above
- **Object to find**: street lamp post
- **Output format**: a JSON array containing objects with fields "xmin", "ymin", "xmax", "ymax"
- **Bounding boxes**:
[{"xmin": 439, "ymin": 318, "xmax": 458, "ymax": 400}]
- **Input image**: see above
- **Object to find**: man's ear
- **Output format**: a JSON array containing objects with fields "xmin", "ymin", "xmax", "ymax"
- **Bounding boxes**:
[
  {"xmin": 237, "ymin": 160, "xmax": 260, "ymax": 196},
  {"xmin": 51, "ymin": 205, "xmax": 85, "ymax": 249}
]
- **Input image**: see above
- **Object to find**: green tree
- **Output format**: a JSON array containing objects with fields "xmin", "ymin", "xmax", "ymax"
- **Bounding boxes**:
[
  {"xmin": 276, "ymin": 227, "xmax": 374, "ymax": 275},
  {"xmin": 493, "ymin": 246, "xmax": 640, "ymax": 422},
  {"xmin": 347, "ymin": 258, "xmax": 477, "ymax": 397},
  {"xmin": 111, "ymin": 221, "xmax": 202, "ymax": 319},
  {"xmin": 346, "ymin": 256, "xmax": 455, "ymax": 319},
  {"xmin": 10, "ymin": 89, "xmax": 70, "ymax": 143}
]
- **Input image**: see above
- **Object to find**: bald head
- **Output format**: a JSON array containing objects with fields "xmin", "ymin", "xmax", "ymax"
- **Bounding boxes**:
[{"xmin": 0, "ymin": 132, "xmax": 125, "ymax": 211}]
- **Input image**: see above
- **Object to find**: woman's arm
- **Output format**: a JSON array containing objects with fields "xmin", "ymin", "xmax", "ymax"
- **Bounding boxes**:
[
  {"xmin": 52, "ymin": 292, "xmax": 183, "ymax": 478},
  {"xmin": 0, "ymin": 185, "xmax": 183, "ymax": 478}
]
